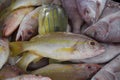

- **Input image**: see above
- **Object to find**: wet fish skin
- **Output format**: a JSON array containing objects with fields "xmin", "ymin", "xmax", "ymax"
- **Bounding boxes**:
[
  {"xmin": 5, "ymin": 74, "xmax": 51, "ymax": 80},
  {"xmin": 75, "ymin": 43, "xmax": 120, "ymax": 63},
  {"xmin": 0, "ymin": 38, "xmax": 9, "ymax": 69},
  {"xmin": 10, "ymin": 0, "xmax": 53, "ymax": 11},
  {"xmin": 100, "ymin": 0, "xmax": 120, "ymax": 19},
  {"xmin": 10, "ymin": 32, "xmax": 105, "ymax": 61},
  {"xmin": 84, "ymin": 11, "xmax": 120, "ymax": 43},
  {"xmin": 3, "ymin": 7, "xmax": 34, "ymax": 37},
  {"xmin": 32, "ymin": 64, "xmax": 101, "ymax": 80},
  {"xmin": 61, "ymin": 0, "xmax": 83, "ymax": 33},
  {"xmin": 16, "ymin": 7, "xmax": 41, "ymax": 41},
  {"xmin": 76, "ymin": 0, "xmax": 107, "ymax": 25},
  {"xmin": 91, "ymin": 55, "xmax": 120, "ymax": 80}
]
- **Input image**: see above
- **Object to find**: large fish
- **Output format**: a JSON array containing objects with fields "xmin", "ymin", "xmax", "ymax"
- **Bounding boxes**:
[
  {"xmin": 0, "ymin": 38, "xmax": 9, "ymax": 69},
  {"xmin": 9, "ymin": 0, "xmax": 53, "ymax": 11},
  {"xmin": 77, "ymin": 43, "xmax": 120, "ymax": 63},
  {"xmin": 16, "ymin": 7, "xmax": 41, "ymax": 41},
  {"xmin": 61, "ymin": 0, "xmax": 83, "ymax": 33},
  {"xmin": 84, "ymin": 11, "xmax": 120, "ymax": 43},
  {"xmin": 5, "ymin": 74, "xmax": 51, "ymax": 80},
  {"xmin": 76, "ymin": 0, "xmax": 107, "ymax": 25},
  {"xmin": 3, "ymin": 7, "xmax": 34, "ymax": 37},
  {"xmin": 91, "ymin": 55, "xmax": 120, "ymax": 80},
  {"xmin": 32, "ymin": 64, "xmax": 101, "ymax": 80},
  {"xmin": 10, "ymin": 32, "xmax": 105, "ymax": 61}
]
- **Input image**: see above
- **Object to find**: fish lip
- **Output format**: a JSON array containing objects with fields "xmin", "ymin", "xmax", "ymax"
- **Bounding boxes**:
[{"xmin": 95, "ymin": 46, "xmax": 105, "ymax": 55}]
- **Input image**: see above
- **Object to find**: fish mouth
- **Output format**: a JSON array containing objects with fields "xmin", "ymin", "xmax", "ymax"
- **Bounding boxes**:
[{"xmin": 95, "ymin": 46, "xmax": 105, "ymax": 56}]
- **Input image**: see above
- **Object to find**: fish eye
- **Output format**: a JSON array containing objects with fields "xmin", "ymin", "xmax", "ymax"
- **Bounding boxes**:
[{"xmin": 89, "ymin": 41, "xmax": 95, "ymax": 46}]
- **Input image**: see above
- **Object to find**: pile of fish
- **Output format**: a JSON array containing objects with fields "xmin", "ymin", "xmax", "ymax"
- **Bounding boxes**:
[{"xmin": 0, "ymin": 0, "xmax": 120, "ymax": 80}]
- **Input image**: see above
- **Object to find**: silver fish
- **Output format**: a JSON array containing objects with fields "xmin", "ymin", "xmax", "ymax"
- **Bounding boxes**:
[
  {"xmin": 61, "ymin": 0, "xmax": 83, "ymax": 33},
  {"xmin": 84, "ymin": 11, "xmax": 120, "ymax": 43},
  {"xmin": 92, "ymin": 55, "xmax": 120, "ymax": 80},
  {"xmin": 76, "ymin": 0, "xmax": 107, "ymax": 25}
]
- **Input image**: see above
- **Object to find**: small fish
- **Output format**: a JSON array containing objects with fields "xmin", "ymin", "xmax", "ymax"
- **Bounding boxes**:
[
  {"xmin": 61, "ymin": 0, "xmax": 83, "ymax": 33},
  {"xmin": 0, "ymin": 38, "xmax": 9, "ymax": 69},
  {"xmin": 10, "ymin": 32, "xmax": 105, "ymax": 61},
  {"xmin": 10, "ymin": 0, "xmax": 53, "ymax": 11},
  {"xmin": 5, "ymin": 74, "xmax": 51, "ymax": 80},
  {"xmin": 76, "ymin": 0, "xmax": 107, "ymax": 25},
  {"xmin": 84, "ymin": 11, "xmax": 120, "ymax": 43},
  {"xmin": 77, "ymin": 43, "xmax": 120, "ymax": 63},
  {"xmin": 32, "ymin": 64, "xmax": 101, "ymax": 80},
  {"xmin": 16, "ymin": 7, "xmax": 41, "ymax": 41},
  {"xmin": 3, "ymin": 7, "xmax": 34, "ymax": 37},
  {"xmin": 91, "ymin": 55, "xmax": 120, "ymax": 80}
]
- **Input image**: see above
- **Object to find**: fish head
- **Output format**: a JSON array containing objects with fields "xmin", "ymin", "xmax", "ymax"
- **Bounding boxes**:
[
  {"xmin": 77, "ymin": 0, "xmax": 97, "ymax": 25},
  {"xmin": 75, "ymin": 37, "xmax": 105, "ymax": 59},
  {"xmin": 83, "ymin": 64, "xmax": 101, "ymax": 75},
  {"xmin": 0, "ymin": 38, "xmax": 9, "ymax": 69},
  {"xmin": 84, "ymin": 21, "xmax": 109, "ymax": 42}
]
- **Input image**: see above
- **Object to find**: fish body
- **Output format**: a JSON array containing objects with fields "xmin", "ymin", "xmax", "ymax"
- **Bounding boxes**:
[
  {"xmin": 76, "ymin": 0, "xmax": 107, "ymax": 25},
  {"xmin": 3, "ymin": 7, "xmax": 34, "ymax": 37},
  {"xmin": 32, "ymin": 64, "xmax": 101, "ymax": 80},
  {"xmin": 92, "ymin": 55, "xmax": 120, "ymax": 80},
  {"xmin": 5, "ymin": 75, "xmax": 51, "ymax": 80},
  {"xmin": 100, "ymin": 0, "xmax": 120, "ymax": 18},
  {"xmin": 84, "ymin": 11, "xmax": 120, "ymax": 43},
  {"xmin": 38, "ymin": 4, "xmax": 68, "ymax": 35},
  {"xmin": 10, "ymin": 32, "xmax": 104, "ymax": 61},
  {"xmin": 61, "ymin": 0, "xmax": 83, "ymax": 33},
  {"xmin": 0, "ymin": 38, "xmax": 9, "ymax": 69},
  {"xmin": 10, "ymin": 0, "xmax": 53, "ymax": 11},
  {"xmin": 16, "ymin": 7, "xmax": 41, "ymax": 41}
]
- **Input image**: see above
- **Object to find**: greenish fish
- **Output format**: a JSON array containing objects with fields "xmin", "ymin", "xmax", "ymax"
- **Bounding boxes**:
[
  {"xmin": 32, "ymin": 64, "xmax": 101, "ymax": 80},
  {"xmin": 10, "ymin": 32, "xmax": 105, "ymax": 62},
  {"xmin": 0, "ymin": 38, "xmax": 9, "ymax": 69},
  {"xmin": 38, "ymin": 4, "xmax": 68, "ymax": 35}
]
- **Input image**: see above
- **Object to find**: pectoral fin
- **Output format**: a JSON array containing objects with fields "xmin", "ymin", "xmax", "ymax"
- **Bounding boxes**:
[{"xmin": 55, "ymin": 47, "xmax": 75, "ymax": 53}]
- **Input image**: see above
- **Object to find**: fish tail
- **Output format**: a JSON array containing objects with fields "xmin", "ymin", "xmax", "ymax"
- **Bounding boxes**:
[{"xmin": 9, "ymin": 42, "xmax": 25, "ymax": 56}]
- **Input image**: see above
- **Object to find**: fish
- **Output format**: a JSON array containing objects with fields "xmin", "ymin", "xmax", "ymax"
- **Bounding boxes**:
[
  {"xmin": 32, "ymin": 64, "xmax": 101, "ymax": 80},
  {"xmin": 9, "ymin": 0, "xmax": 53, "ymax": 11},
  {"xmin": 91, "ymin": 55, "xmax": 120, "ymax": 80},
  {"xmin": 100, "ymin": 0, "xmax": 120, "ymax": 18},
  {"xmin": 61, "ymin": 0, "xmax": 83, "ymax": 33},
  {"xmin": 0, "ymin": 38, "xmax": 9, "ymax": 69},
  {"xmin": 76, "ymin": 0, "xmax": 107, "ymax": 25},
  {"xmin": 0, "ymin": 64, "xmax": 25, "ymax": 80},
  {"xmin": 16, "ymin": 7, "xmax": 41, "ymax": 41},
  {"xmin": 84, "ymin": 11, "xmax": 120, "ymax": 43},
  {"xmin": 75, "ymin": 43, "xmax": 120, "ymax": 63},
  {"xmin": 5, "ymin": 74, "xmax": 51, "ymax": 80},
  {"xmin": 9, "ymin": 32, "xmax": 105, "ymax": 61},
  {"xmin": 3, "ymin": 7, "xmax": 34, "ymax": 37}
]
